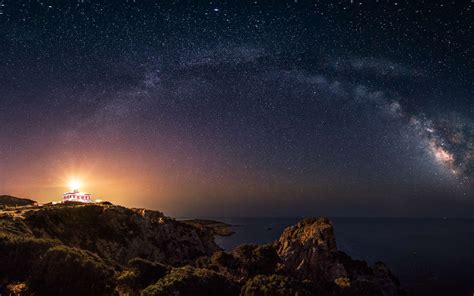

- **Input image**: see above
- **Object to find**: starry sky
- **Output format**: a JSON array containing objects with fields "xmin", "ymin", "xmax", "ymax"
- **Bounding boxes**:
[{"xmin": 0, "ymin": 0, "xmax": 473, "ymax": 217}]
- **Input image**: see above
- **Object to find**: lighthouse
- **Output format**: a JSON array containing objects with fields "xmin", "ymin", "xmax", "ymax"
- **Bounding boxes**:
[
  {"xmin": 63, "ymin": 189, "xmax": 92, "ymax": 203},
  {"xmin": 63, "ymin": 180, "xmax": 92, "ymax": 203}
]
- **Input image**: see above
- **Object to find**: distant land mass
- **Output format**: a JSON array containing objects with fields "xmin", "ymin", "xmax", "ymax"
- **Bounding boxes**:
[
  {"xmin": 181, "ymin": 218, "xmax": 235, "ymax": 236},
  {"xmin": 0, "ymin": 196, "xmax": 403, "ymax": 295},
  {"xmin": 0, "ymin": 195, "xmax": 36, "ymax": 207}
]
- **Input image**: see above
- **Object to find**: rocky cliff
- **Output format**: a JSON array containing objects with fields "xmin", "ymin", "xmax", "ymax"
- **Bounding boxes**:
[
  {"xmin": 0, "ymin": 198, "xmax": 404, "ymax": 296},
  {"xmin": 17, "ymin": 203, "xmax": 220, "ymax": 265},
  {"xmin": 275, "ymin": 217, "xmax": 403, "ymax": 295}
]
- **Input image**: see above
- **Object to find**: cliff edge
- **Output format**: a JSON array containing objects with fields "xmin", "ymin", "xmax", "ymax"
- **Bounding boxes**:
[{"xmin": 0, "ymin": 198, "xmax": 403, "ymax": 296}]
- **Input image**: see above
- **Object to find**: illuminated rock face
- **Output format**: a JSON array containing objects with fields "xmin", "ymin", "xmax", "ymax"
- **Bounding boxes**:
[
  {"xmin": 63, "ymin": 190, "xmax": 92, "ymax": 203},
  {"xmin": 275, "ymin": 217, "xmax": 403, "ymax": 295}
]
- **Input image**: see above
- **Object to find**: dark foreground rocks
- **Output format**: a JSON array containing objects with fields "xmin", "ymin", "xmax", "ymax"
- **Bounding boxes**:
[{"xmin": 0, "ymin": 200, "xmax": 404, "ymax": 295}]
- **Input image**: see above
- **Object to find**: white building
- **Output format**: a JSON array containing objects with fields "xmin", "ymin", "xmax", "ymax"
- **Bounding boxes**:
[{"xmin": 63, "ymin": 189, "xmax": 92, "ymax": 203}]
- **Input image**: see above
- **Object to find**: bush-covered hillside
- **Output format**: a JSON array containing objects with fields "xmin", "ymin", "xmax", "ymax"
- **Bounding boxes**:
[{"xmin": 0, "ymin": 199, "xmax": 404, "ymax": 296}]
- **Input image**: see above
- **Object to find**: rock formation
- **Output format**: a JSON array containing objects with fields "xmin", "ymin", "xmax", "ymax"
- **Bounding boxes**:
[
  {"xmin": 275, "ymin": 217, "xmax": 403, "ymax": 295},
  {"xmin": 276, "ymin": 217, "xmax": 340, "ymax": 282},
  {"xmin": 1, "ymin": 202, "xmax": 219, "ymax": 266},
  {"xmin": 0, "ymin": 197, "xmax": 404, "ymax": 295}
]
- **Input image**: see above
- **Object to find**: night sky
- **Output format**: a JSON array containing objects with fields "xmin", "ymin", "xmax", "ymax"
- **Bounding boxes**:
[{"xmin": 0, "ymin": 1, "xmax": 472, "ymax": 217}]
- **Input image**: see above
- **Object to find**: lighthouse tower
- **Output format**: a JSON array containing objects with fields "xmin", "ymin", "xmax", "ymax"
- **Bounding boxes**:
[{"xmin": 63, "ymin": 181, "xmax": 92, "ymax": 203}]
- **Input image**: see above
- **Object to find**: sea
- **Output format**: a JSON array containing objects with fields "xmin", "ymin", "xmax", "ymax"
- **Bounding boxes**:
[{"xmin": 209, "ymin": 217, "xmax": 474, "ymax": 296}]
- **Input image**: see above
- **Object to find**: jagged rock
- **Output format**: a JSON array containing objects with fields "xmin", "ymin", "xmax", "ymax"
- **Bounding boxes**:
[
  {"xmin": 275, "ymin": 217, "xmax": 341, "ymax": 282},
  {"xmin": 0, "ymin": 200, "xmax": 405, "ymax": 296},
  {"xmin": 275, "ymin": 217, "xmax": 404, "ymax": 296}
]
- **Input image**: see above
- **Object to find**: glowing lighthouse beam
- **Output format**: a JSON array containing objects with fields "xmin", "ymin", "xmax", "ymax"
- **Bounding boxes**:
[{"xmin": 68, "ymin": 179, "xmax": 81, "ymax": 192}]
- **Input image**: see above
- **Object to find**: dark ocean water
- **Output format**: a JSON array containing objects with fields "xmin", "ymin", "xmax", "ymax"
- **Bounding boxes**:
[{"xmin": 211, "ymin": 217, "xmax": 474, "ymax": 296}]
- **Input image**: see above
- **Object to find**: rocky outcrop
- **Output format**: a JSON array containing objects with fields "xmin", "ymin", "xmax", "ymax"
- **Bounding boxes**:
[
  {"xmin": 275, "ymin": 217, "xmax": 340, "ymax": 282},
  {"xmin": 1, "ymin": 203, "xmax": 220, "ymax": 266},
  {"xmin": 0, "ymin": 199, "xmax": 403, "ymax": 295},
  {"xmin": 275, "ymin": 217, "xmax": 403, "ymax": 296}
]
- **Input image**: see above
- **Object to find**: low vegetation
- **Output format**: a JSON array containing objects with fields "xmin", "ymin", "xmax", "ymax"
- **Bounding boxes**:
[
  {"xmin": 141, "ymin": 266, "xmax": 240, "ymax": 296},
  {"xmin": 241, "ymin": 274, "xmax": 312, "ymax": 296},
  {"xmin": 117, "ymin": 258, "xmax": 170, "ymax": 292},
  {"xmin": 30, "ymin": 245, "xmax": 117, "ymax": 296},
  {"xmin": 0, "ymin": 196, "xmax": 404, "ymax": 295}
]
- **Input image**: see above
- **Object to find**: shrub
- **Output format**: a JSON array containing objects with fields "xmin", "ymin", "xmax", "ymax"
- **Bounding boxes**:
[
  {"xmin": 209, "ymin": 251, "xmax": 238, "ymax": 269},
  {"xmin": 0, "ymin": 235, "xmax": 57, "ymax": 281},
  {"xmin": 231, "ymin": 244, "xmax": 280, "ymax": 276},
  {"xmin": 118, "ymin": 258, "xmax": 169, "ymax": 291},
  {"xmin": 141, "ymin": 266, "xmax": 239, "ymax": 296},
  {"xmin": 30, "ymin": 245, "xmax": 116, "ymax": 296},
  {"xmin": 194, "ymin": 245, "xmax": 280, "ymax": 280},
  {"xmin": 241, "ymin": 274, "xmax": 312, "ymax": 296}
]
